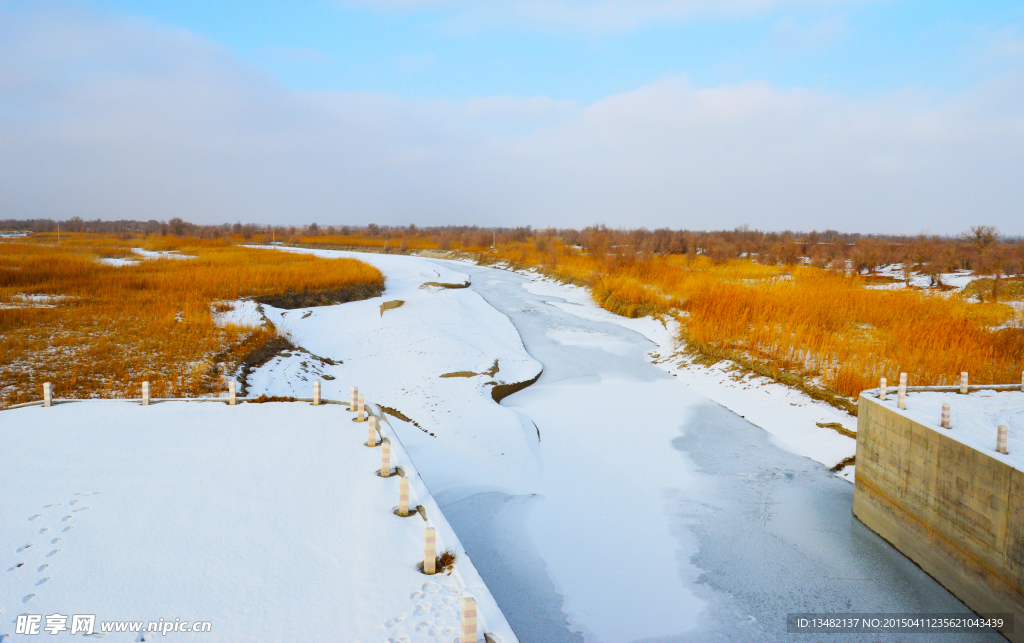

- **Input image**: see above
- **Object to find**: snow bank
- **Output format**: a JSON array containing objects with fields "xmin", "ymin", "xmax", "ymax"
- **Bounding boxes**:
[
  {"xmin": 242, "ymin": 246, "xmax": 545, "ymax": 496},
  {"xmin": 0, "ymin": 400, "xmax": 515, "ymax": 642},
  {"xmin": 872, "ymin": 389, "xmax": 1024, "ymax": 469}
]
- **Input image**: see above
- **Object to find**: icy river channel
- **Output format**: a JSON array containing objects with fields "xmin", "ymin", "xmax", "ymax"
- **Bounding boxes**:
[
  {"xmin": 428, "ymin": 260, "xmax": 1002, "ymax": 643},
  {"xmin": 244, "ymin": 247, "xmax": 1002, "ymax": 643}
]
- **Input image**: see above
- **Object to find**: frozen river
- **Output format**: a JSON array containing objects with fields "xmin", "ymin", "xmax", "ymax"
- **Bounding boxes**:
[
  {"xmin": 247, "ymin": 247, "xmax": 1001, "ymax": 642},
  {"xmin": 432, "ymin": 260, "xmax": 1002, "ymax": 643}
]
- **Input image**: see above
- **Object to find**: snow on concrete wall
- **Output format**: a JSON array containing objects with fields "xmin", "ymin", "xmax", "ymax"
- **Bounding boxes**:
[{"xmin": 854, "ymin": 393, "xmax": 1023, "ymax": 642}]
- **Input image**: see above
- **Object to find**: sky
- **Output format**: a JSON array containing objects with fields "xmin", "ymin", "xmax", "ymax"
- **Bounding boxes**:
[{"xmin": 1, "ymin": 1, "xmax": 1022, "ymax": 234}]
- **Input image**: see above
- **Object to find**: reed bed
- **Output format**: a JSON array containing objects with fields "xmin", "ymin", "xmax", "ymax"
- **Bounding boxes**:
[
  {"xmin": 0, "ymin": 234, "xmax": 382, "ymax": 407},
  {"xmin": 439, "ymin": 238, "xmax": 1023, "ymax": 399}
]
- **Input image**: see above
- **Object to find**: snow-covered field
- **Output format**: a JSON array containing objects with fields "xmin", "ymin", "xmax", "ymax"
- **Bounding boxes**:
[
  {"xmin": 96, "ymin": 248, "xmax": 194, "ymax": 267},
  {"xmin": 225, "ymin": 247, "xmax": 994, "ymax": 642},
  {"xmin": 0, "ymin": 401, "xmax": 515, "ymax": 642},
  {"xmin": 872, "ymin": 388, "xmax": 1024, "ymax": 468},
  {"xmin": 4, "ymin": 247, "xmax": 1004, "ymax": 643},
  {"xmin": 866, "ymin": 264, "xmax": 979, "ymax": 291}
]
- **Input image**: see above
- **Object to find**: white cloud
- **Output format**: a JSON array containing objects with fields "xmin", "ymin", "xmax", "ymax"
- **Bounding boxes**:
[{"xmin": 2, "ymin": 10, "xmax": 1023, "ymax": 234}]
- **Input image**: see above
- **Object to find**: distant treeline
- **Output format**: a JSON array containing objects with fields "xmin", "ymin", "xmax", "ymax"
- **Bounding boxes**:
[{"xmin": 2, "ymin": 217, "xmax": 1021, "ymax": 278}]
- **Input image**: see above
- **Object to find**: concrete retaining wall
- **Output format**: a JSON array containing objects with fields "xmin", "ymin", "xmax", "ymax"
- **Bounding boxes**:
[{"xmin": 854, "ymin": 394, "xmax": 1023, "ymax": 641}]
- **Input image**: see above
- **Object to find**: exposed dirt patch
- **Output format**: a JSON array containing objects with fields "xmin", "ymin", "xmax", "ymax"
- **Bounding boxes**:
[
  {"xmin": 830, "ymin": 455, "xmax": 856, "ymax": 472},
  {"xmin": 417, "ymin": 549, "xmax": 457, "ymax": 575},
  {"xmin": 421, "ymin": 281, "xmax": 470, "ymax": 289},
  {"xmin": 816, "ymin": 421, "xmax": 857, "ymax": 439},
  {"xmin": 440, "ymin": 359, "xmax": 499, "ymax": 379},
  {"xmin": 247, "ymin": 394, "xmax": 298, "ymax": 403},
  {"xmin": 483, "ymin": 359, "xmax": 499, "ymax": 377},
  {"xmin": 236, "ymin": 336, "xmax": 296, "ymax": 396},
  {"xmin": 379, "ymin": 405, "xmax": 434, "ymax": 437},
  {"xmin": 380, "ymin": 299, "xmax": 404, "ymax": 316},
  {"xmin": 491, "ymin": 369, "xmax": 542, "ymax": 403},
  {"xmin": 254, "ymin": 282, "xmax": 383, "ymax": 310}
]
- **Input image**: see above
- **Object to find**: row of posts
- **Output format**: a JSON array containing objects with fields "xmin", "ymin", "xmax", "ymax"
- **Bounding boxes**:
[
  {"xmin": 41, "ymin": 379, "xmax": 309, "ymax": 408},
  {"xmin": 880, "ymin": 372, "xmax": 1015, "ymax": 456},
  {"xmin": 40, "ymin": 380, "xmax": 482, "ymax": 641},
  {"xmin": 350, "ymin": 385, "xmax": 479, "ymax": 643}
]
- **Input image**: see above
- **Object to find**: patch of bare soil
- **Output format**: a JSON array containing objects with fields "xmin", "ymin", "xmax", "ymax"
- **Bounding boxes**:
[
  {"xmin": 421, "ymin": 281, "xmax": 470, "ymax": 289},
  {"xmin": 247, "ymin": 394, "xmax": 299, "ymax": 403},
  {"xmin": 491, "ymin": 369, "xmax": 542, "ymax": 403},
  {"xmin": 254, "ymin": 281, "xmax": 384, "ymax": 310}
]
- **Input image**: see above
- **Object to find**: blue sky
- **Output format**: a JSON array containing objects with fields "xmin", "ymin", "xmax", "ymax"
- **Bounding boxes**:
[
  {"xmin": 2, "ymin": 0, "xmax": 1023, "ymax": 232},
  {"xmin": 78, "ymin": 0, "xmax": 1022, "ymax": 101}
]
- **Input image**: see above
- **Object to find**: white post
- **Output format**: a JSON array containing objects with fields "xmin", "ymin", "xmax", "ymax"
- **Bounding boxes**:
[
  {"xmin": 313, "ymin": 381, "xmax": 321, "ymax": 406},
  {"xmin": 1021, "ymin": 371, "xmax": 1023, "ymax": 392},
  {"xmin": 43, "ymin": 382, "xmax": 52, "ymax": 407},
  {"xmin": 356, "ymin": 394, "xmax": 365, "ymax": 421},
  {"xmin": 381, "ymin": 438, "xmax": 391, "ymax": 477},
  {"xmin": 229, "ymin": 381, "xmax": 236, "ymax": 405},
  {"xmin": 142, "ymin": 381, "xmax": 150, "ymax": 406},
  {"xmin": 366, "ymin": 415, "xmax": 378, "ymax": 447},
  {"xmin": 399, "ymin": 476, "xmax": 410, "ymax": 516},
  {"xmin": 461, "ymin": 597, "xmax": 477, "ymax": 643},
  {"xmin": 879, "ymin": 377, "xmax": 887, "ymax": 401},
  {"xmin": 898, "ymin": 373, "xmax": 907, "ymax": 410},
  {"xmin": 998, "ymin": 425, "xmax": 1009, "ymax": 454},
  {"xmin": 960, "ymin": 372, "xmax": 968, "ymax": 394},
  {"xmin": 349, "ymin": 386, "xmax": 358, "ymax": 410},
  {"xmin": 941, "ymin": 403, "xmax": 951, "ymax": 429},
  {"xmin": 424, "ymin": 527, "xmax": 436, "ymax": 575}
]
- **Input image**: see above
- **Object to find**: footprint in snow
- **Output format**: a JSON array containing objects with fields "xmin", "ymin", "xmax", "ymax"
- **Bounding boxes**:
[
  {"xmin": 70, "ymin": 500, "xmax": 79, "ymax": 506},
  {"xmin": 39, "ymin": 528, "xmax": 48, "ymax": 534},
  {"xmin": 22, "ymin": 594, "xmax": 35, "ymax": 603},
  {"xmin": 51, "ymin": 538, "xmax": 61, "ymax": 544},
  {"xmin": 72, "ymin": 507, "xmax": 90, "ymax": 513},
  {"xmin": 7, "ymin": 563, "xmax": 24, "ymax": 571},
  {"xmin": 28, "ymin": 514, "xmax": 41, "ymax": 521},
  {"xmin": 61, "ymin": 526, "xmax": 73, "ymax": 533},
  {"xmin": 38, "ymin": 564, "xmax": 48, "ymax": 572},
  {"xmin": 46, "ymin": 550, "xmax": 60, "ymax": 557},
  {"xmin": 16, "ymin": 544, "xmax": 32, "ymax": 553},
  {"xmin": 35, "ymin": 578, "xmax": 49, "ymax": 586},
  {"xmin": 62, "ymin": 516, "xmax": 72, "ymax": 521},
  {"xmin": 44, "ymin": 503, "xmax": 61, "ymax": 508}
]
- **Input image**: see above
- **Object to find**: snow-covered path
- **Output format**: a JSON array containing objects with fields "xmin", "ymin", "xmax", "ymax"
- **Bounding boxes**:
[{"xmin": 241, "ymin": 247, "xmax": 1002, "ymax": 642}]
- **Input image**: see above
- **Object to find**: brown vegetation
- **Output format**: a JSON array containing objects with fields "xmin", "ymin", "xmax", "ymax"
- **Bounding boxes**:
[
  {"xmin": 0, "ymin": 234, "xmax": 382, "ymax": 407},
  {"xmin": 4, "ymin": 220, "xmax": 1023, "ymax": 409}
]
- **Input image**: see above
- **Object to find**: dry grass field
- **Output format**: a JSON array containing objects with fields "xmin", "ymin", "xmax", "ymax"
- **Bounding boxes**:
[
  {"xmin": 4, "ymin": 226, "xmax": 1020, "ymax": 410},
  {"xmin": 296, "ymin": 231, "xmax": 1021, "ymax": 402},
  {"xmin": 473, "ymin": 240, "xmax": 1023, "ymax": 400},
  {"xmin": 274, "ymin": 231, "xmax": 1023, "ymax": 401},
  {"xmin": 0, "ymin": 234, "xmax": 383, "ymax": 407}
]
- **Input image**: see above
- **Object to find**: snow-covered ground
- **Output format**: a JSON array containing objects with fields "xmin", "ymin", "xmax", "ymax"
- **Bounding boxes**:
[
  {"xmin": 0, "ymin": 295, "xmax": 71, "ymax": 310},
  {"xmin": 0, "ymin": 400, "xmax": 514, "ymax": 642},
  {"xmin": 96, "ymin": 249, "xmax": 194, "ymax": 267},
  {"xmin": 866, "ymin": 264, "xmax": 979, "ymax": 291},
  {"xmin": 4, "ymin": 246, "xmax": 1004, "ymax": 642},
  {"xmin": 871, "ymin": 388, "xmax": 1024, "ymax": 468},
  {"xmin": 233, "ymin": 247, "xmax": 997, "ymax": 642}
]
